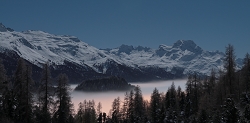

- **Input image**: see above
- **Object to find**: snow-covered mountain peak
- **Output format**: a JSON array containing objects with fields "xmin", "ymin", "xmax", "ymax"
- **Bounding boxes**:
[
  {"xmin": 0, "ymin": 29, "xmax": 113, "ymax": 70},
  {"xmin": 0, "ymin": 24, "xmax": 244, "ymax": 82},
  {"xmin": 118, "ymin": 44, "xmax": 134, "ymax": 54},
  {"xmin": 172, "ymin": 40, "xmax": 203, "ymax": 54},
  {"xmin": 116, "ymin": 44, "xmax": 151, "ymax": 54},
  {"xmin": 158, "ymin": 44, "xmax": 172, "ymax": 50},
  {"xmin": 134, "ymin": 46, "xmax": 151, "ymax": 52}
]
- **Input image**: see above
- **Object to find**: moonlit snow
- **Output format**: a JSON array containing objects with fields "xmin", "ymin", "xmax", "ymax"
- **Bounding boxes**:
[{"xmin": 0, "ymin": 28, "xmax": 239, "ymax": 75}]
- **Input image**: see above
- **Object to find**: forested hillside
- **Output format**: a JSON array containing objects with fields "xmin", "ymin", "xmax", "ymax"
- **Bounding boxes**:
[
  {"xmin": 0, "ymin": 44, "xmax": 250, "ymax": 123},
  {"xmin": 75, "ymin": 76, "xmax": 135, "ymax": 92}
]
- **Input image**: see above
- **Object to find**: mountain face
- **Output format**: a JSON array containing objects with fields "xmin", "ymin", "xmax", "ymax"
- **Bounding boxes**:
[
  {"xmin": 0, "ymin": 23, "xmax": 243, "ymax": 83},
  {"xmin": 0, "ymin": 23, "xmax": 14, "ymax": 32}
]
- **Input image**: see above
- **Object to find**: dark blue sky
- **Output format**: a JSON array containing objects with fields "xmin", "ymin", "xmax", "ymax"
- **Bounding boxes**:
[{"xmin": 1, "ymin": 1, "xmax": 250, "ymax": 58}]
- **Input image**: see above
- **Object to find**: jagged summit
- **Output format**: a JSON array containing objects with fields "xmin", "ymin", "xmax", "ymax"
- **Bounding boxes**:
[
  {"xmin": 0, "ymin": 23, "xmax": 14, "ymax": 32},
  {"xmin": 173, "ymin": 40, "xmax": 203, "ymax": 53},
  {"xmin": 118, "ymin": 44, "xmax": 134, "ymax": 54},
  {"xmin": 134, "ymin": 45, "xmax": 150, "ymax": 52},
  {"xmin": 115, "ymin": 44, "xmax": 151, "ymax": 54},
  {"xmin": 0, "ymin": 23, "xmax": 8, "ymax": 32}
]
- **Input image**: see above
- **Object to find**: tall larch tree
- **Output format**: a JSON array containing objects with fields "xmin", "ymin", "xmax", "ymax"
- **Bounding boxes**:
[
  {"xmin": 133, "ymin": 86, "xmax": 146, "ymax": 123},
  {"xmin": 243, "ymin": 53, "xmax": 250, "ymax": 94},
  {"xmin": 208, "ymin": 68, "xmax": 216, "ymax": 96},
  {"xmin": 38, "ymin": 62, "xmax": 54, "ymax": 123},
  {"xmin": 121, "ymin": 92, "xmax": 129, "ymax": 122},
  {"xmin": 127, "ymin": 89, "xmax": 135, "ymax": 123},
  {"xmin": 13, "ymin": 58, "xmax": 34, "ymax": 123},
  {"xmin": 185, "ymin": 73, "xmax": 200, "ymax": 118},
  {"xmin": 24, "ymin": 64, "xmax": 34, "ymax": 123},
  {"xmin": 150, "ymin": 88, "xmax": 161, "ymax": 123},
  {"xmin": 224, "ymin": 44, "xmax": 236, "ymax": 96},
  {"xmin": 96, "ymin": 102, "xmax": 102, "ymax": 117},
  {"xmin": 53, "ymin": 74, "xmax": 73, "ymax": 123},
  {"xmin": 111, "ymin": 97, "xmax": 121, "ymax": 122}
]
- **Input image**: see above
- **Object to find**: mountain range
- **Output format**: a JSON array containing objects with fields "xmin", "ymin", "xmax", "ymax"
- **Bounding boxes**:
[{"xmin": 0, "ymin": 23, "xmax": 243, "ymax": 83}]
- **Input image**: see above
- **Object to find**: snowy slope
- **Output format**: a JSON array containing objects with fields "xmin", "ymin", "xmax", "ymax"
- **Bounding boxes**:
[
  {"xmin": 0, "ymin": 23, "xmax": 243, "ymax": 82},
  {"xmin": 0, "ymin": 28, "xmax": 121, "ymax": 73},
  {"xmin": 102, "ymin": 40, "xmax": 234, "ymax": 75}
]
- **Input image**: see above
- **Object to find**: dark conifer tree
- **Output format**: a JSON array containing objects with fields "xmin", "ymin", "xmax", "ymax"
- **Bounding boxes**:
[
  {"xmin": 150, "ymin": 88, "xmax": 161, "ymax": 123},
  {"xmin": 243, "ymin": 104, "xmax": 250, "ymax": 122},
  {"xmin": 214, "ymin": 69, "xmax": 226, "ymax": 106},
  {"xmin": 208, "ymin": 68, "xmax": 216, "ymax": 96},
  {"xmin": 221, "ymin": 98, "xmax": 239, "ymax": 123},
  {"xmin": 164, "ymin": 91, "xmax": 170, "ymax": 110},
  {"xmin": 97, "ymin": 113, "xmax": 102, "ymax": 123},
  {"xmin": 74, "ymin": 102, "xmax": 84, "ymax": 123},
  {"xmin": 121, "ymin": 92, "xmax": 129, "ymax": 122},
  {"xmin": 128, "ymin": 90, "xmax": 135, "ymax": 123},
  {"xmin": 169, "ymin": 82, "xmax": 177, "ymax": 109},
  {"xmin": 53, "ymin": 74, "xmax": 73, "ymax": 123},
  {"xmin": 177, "ymin": 91, "xmax": 186, "ymax": 122},
  {"xmin": 13, "ymin": 58, "xmax": 34, "ymax": 123},
  {"xmin": 75, "ymin": 100, "xmax": 97, "ymax": 123},
  {"xmin": 0, "ymin": 59, "xmax": 8, "ymax": 121},
  {"xmin": 111, "ymin": 97, "xmax": 121, "ymax": 122},
  {"xmin": 111, "ymin": 110, "xmax": 119, "ymax": 123},
  {"xmin": 24, "ymin": 65, "xmax": 34, "ymax": 123},
  {"xmin": 186, "ymin": 74, "xmax": 194, "ymax": 105},
  {"xmin": 242, "ymin": 53, "xmax": 250, "ymax": 94},
  {"xmin": 38, "ymin": 62, "xmax": 53, "ymax": 123},
  {"xmin": 169, "ymin": 82, "xmax": 179, "ymax": 122},
  {"xmin": 1, "ymin": 78, "xmax": 15, "ymax": 122},
  {"xmin": 103, "ymin": 112, "xmax": 107, "ymax": 123},
  {"xmin": 185, "ymin": 73, "xmax": 200, "ymax": 117},
  {"xmin": 0, "ymin": 59, "xmax": 7, "ymax": 93},
  {"xmin": 13, "ymin": 58, "xmax": 26, "ymax": 122},
  {"xmin": 197, "ymin": 109, "xmax": 208, "ymax": 123},
  {"xmin": 224, "ymin": 44, "xmax": 236, "ymax": 96},
  {"xmin": 87, "ymin": 100, "xmax": 97, "ymax": 123},
  {"xmin": 96, "ymin": 102, "xmax": 102, "ymax": 117},
  {"xmin": 133, "ymin": 86, "xmax": 146, "ymax": 123},
  {"xmin": 177, "ymin": 85, "xmax": 182, "ymax": 98}
]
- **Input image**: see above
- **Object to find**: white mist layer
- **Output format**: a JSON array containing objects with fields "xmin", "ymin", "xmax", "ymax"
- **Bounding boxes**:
[{"xmin": 70, "ymin": 79, "xmax": 187, "ymax": 114}]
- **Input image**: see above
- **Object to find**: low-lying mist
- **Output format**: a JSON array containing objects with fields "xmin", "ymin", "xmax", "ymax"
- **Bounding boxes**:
[{"xmin": 70, "ymin": 79, "xmax": 187, "ymax": 113}]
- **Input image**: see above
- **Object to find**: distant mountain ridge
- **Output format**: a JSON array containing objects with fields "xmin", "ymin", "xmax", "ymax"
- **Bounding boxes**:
[{"xmin": 0, "ymin": 23, "xmax": 243, "ymax": 83}]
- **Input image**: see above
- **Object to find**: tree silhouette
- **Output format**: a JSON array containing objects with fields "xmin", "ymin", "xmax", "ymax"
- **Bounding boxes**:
[
  {"xmin": 150, "ymin": 88, "xmax": 161, "ymax": 123},
  {"xmin": 224, "ymin": 44, "xmax": 236, "ymax": 96},
  {"xmin": 13, "ymin": 58, "xmax": 34, "ymax": 123},
  {"xmin": 53, "ymin": 74, "xmax": 73, "ymax": 123},
  {"xmin": 38, "ymin": 62, "xmax": 54, "ymax": 123}
]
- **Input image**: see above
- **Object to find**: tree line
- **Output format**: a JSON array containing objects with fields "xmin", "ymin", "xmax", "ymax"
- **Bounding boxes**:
[
  {"xmin": 0, "ymin": 44, "xmax": 250, "ymax": 123},
  {"xmin": 0, "ymin": 58, "xmax": 74, "ymax": 123}
]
